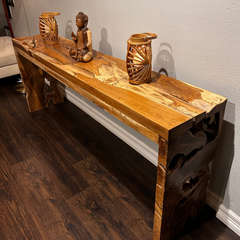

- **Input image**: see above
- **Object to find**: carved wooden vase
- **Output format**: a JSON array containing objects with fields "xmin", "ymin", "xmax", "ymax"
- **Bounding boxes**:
[
  {"xmin": 126, "ymin": 33, "xmax": 157, "ymax": 85},
  {"xmin": 39, "ymin": 12, "xmax": 60, "ymax": 44}
]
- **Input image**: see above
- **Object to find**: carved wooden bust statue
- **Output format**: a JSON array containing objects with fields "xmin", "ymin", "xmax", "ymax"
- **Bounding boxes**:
[{"xmin": 69, "ymin": 12, "xmax": 93, "ymax": 62}]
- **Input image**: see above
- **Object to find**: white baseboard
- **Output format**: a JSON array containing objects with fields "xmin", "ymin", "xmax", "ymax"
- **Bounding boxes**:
[
  {"xmin": 216, "ymin": 203, "xmax": 240, "ymax": 236},
  {"xmin": 206, "ymin": 189, "xmax": 240, "ymax": 236},
  {"xmin": 57, "ymin": 83, "xmax": 240, "ymax": 237}
]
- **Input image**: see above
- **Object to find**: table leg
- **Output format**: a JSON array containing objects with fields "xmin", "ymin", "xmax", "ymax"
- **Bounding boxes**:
[
  {"xmin": 153, "ymin": 112, "xmax": 224, "ymax": 240},
  {"xmin": 153, "ymin": 137, "xmax": 168, "ymax": 240},
  {"xmin": 15, "ymin": 53, "xmax": 63, "ymax": 112}
]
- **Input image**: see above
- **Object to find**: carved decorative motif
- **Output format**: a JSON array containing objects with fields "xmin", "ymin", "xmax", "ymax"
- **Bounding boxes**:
[
  {"xmin": 43, "ymin": 73, "xmax": 64, "ymax": 108},
  {"xmin": 153, "ymin": 112, "xmax": 223, "ymax": 240},
  {"xmin": 39, "ymin": 12, "xmax": 60, "ymax": 44},
  {"xmin": 22, "ymin": 38, "xmax": 37, "ymax": 49},
  {"xmin": 126, "ymin": 33, "xmax": 157, "ymax": 85}
]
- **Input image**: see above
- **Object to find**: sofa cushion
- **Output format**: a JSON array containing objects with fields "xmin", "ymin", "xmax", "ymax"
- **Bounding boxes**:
[
  {"xmin": 0, "ymin": 63, "xmax": 20, "ymax": 79},
  {"xmin": 0, "ymin": 36, "xmax": 17, "ymax": 67}
]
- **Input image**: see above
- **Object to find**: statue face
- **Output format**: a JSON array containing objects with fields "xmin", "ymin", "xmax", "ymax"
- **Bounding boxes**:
[{"xmin": 76, "ymin": 18, "xmax": 84, "ymax": 29}]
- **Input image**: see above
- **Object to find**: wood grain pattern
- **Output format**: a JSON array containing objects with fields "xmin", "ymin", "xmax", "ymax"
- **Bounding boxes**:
[
  {"xmin": 64, "ymin": 82, "xmax": 159, "ymax": 143},
  {"xmin": 150, "ymin": 73, "xmax": 227, "ymax": 117},
  {"xmin": 12, "ymin": 35, "xmax": 227, "ymax": 240},
  {"xmin": 0, "ymin": 86, "xmax": 90, "ymax": 200},
  {"xmin": 154, "ymin": 111, "xmax": 225, "ymax": 240},
  {"xmin": 15, "ymin": 52, "xmax": 46, "ymax": 112},
  {"xmin": 14, "ymin": 47, "xmax": 192, "ymax": 140},
  {"xmin": 11, "ymin": 157, "xmax": 94, "ymax": 240},
  {"xmin": 0, "ymin": 87, "xmax": 34, "ymax": 165},
  {"xmin": 92, "ymin": 56, "xmax": 206, "ymax": 121},
  {"xmin": 44, "ymin": 73, "xmax": 64, "ymax": 107},
  {"xmin": 153, "ymin": 137, "xmax": 168, "ymax": 240},
  {"xmin": 14, "ymin": 44, "xmax": 192, "ymax": 140},
  {"xmin": 13, "ymin": 35, "xmax": 226, "ymax": 139}
]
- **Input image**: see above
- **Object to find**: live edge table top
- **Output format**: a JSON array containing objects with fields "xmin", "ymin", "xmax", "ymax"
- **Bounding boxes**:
[{"xmin": 12, "ymin": 35, "xmax": 227, "ymax": 142}]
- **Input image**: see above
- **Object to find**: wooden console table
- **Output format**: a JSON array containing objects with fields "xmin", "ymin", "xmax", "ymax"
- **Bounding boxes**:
[{"xmin": 13, "ymin": 35, "xmax": 227, "ymax": 240}]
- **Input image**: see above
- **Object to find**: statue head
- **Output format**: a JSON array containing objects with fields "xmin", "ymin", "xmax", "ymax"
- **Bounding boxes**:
[{"xmin": 76, "ymin": 12, "xmax": 88, "ymax": 29}]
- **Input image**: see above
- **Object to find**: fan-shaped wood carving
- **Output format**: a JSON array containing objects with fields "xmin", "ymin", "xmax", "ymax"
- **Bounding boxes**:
[
  {"xmin": 126, "ymin": 33, "xmax": 157, "ymax": 85},
  {"xmin": 39, "ymin": 12, "xmax": 60, "ymax": 44}
]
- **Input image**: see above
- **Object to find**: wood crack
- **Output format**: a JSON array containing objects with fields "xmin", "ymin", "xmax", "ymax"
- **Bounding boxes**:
[{"xmin": 0, "ymin": 167, "xmax": 9, "ymax": 180}]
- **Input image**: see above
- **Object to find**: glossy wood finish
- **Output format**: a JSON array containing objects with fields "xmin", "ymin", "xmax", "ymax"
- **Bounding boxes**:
[
  {"xmin": 154, "ymin": 113, "xmax": 222, "ymax": 240},
  {"xmin": 12, "ymin": 36, "xmax": 227, "ymax": 240},
  {"xmin": 0, "ymin": 77, "xmax": 239, "ymax": 240}
]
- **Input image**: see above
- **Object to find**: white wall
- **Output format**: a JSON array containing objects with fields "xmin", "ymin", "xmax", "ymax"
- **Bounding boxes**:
[
  {"xmin": 11, "ymin": 0, "xmax": 240, "ymax": 221},
  {"xmin": 10, "ymin": 0, "xmax": 30, "ymax": 37}
]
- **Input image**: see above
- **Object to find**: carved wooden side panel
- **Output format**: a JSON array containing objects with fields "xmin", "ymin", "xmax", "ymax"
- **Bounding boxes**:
[
  {"xmin": 154, "ymin": 111, "xmax": 224, "ymax": 240},
  {"xmin": 153, "ymin": 137, "xmax": 168, "ymax": 240},
  {"xmin": 15, "ymin": 53, "xmax": 64, "ymax": 112},
  {"xmin": 44, "ymin": 73, "xmax": 64, "ymax": 108},
  {"xmin": 15, "ymin": 52, "xmax": 46, "ymax": 112}
]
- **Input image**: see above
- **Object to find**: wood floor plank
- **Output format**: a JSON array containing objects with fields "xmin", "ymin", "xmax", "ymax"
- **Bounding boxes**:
[
  {"xmin": 5, "ymin": 120, "xmax": 88, "ymax": 199},
  {"xmin": 67, "ymin": 186, "xmax": 140, "ymax": 240},
  {"xmin": 28, "ymin": 108, "xmax": 91, "ymax": 164},
  {"xmin": 0, "ymin": 200, "xmax": 26, "ymax": 240},
  {"xmin": 203, "ymin": 217, "xmax": 240, "ymax": 240},
  {"xmin": 69, "ymin": 123, "xmax": 157, "ymax": 209},
  {"xmin": 175, "ymin": 205, "xmax": 239, "ymax": 240},
  {"xmin": 0, "ymin": 90, "xmax": 90, "ymax": 199},
  {"xmin": 74, "ymin": 156, "xmax": 154, "ymax": 240},
  {"xmin": 44, "ymin": 103, "xmax": 79, "ymax": 131},
  {"xmin": 0, "ymin": 154, "xmax": 10, "ymax": 191},
  {"xmin": 1, "ymin": 83, "xmax": 91, "ymax": 165},
  {"xmin": 0, "ymin": 78, "xmax": 239, "ymax": 240},
  {"xmin": 0, "ymin": 174, "xmax": 51, "ymax": 239},
  {"xmin": 9, "ymin": 157, "xmax": 95, "ymax": 240},
  {"xmin": 0, "ymin": 108, "xmax": 34, "ymax": 165}
]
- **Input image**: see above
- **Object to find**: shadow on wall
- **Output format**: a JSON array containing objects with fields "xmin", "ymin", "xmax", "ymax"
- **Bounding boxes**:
[
  {"xmin": 65, "ymin": 20, "xmax": 73, "ymax": 40},
  {"xmin": 99, "ymin": 28, "xmax": 112, "ymax": 56},
  {"xmin": 153, "ymin": 42, "xmax": 176, "ymax": 78},
  {"xmin": 209, "ymin": 101, "xmax": 235, "ymax": 206}
]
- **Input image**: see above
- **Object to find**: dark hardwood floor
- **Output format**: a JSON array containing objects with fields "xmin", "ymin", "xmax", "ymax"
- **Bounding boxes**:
[{"xmin": 0, "ymin": 75, "xmax": 239, "ymax": 240}]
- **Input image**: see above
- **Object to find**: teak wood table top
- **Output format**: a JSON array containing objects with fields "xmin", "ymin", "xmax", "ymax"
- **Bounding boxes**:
[
  {"xmin": 13, "ymin": 35, "xmax": 227, "ymax": 240},
  {"xmin": 12, "ymin": 35, "xmax": 226, "ymax": 142}
]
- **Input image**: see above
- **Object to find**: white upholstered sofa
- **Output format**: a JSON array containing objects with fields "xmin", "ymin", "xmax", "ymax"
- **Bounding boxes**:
[{"xmin": 0, "ymin": 36, "xmax": 20, "ymax": 79}]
